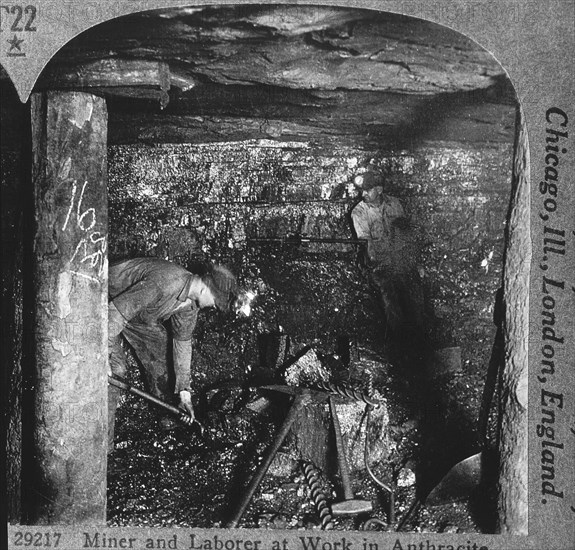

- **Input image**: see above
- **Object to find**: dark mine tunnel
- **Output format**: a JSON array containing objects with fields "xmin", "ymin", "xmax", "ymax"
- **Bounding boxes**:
[{"xmin": 2, "ymin": 4, "xmax": 524, "ymax": 534}]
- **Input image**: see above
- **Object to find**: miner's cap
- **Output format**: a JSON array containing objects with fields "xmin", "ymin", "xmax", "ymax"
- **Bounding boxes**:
[
  {"xmin": 205, "ymin": 264, "xmax": 238, "ymax": 312},
  {"xmin": 355, "ymin": 170, "xmax": 384, "ymax": 191}
]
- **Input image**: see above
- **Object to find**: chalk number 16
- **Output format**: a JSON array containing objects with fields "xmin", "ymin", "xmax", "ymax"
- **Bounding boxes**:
[{"xmin": 0, "ymin": 5, "xmax": 37, "ymax": 32}]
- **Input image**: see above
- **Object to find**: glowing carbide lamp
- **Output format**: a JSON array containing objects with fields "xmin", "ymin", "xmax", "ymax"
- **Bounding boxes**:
[{"xmin": 234, "ymin": 290, "xmax": 256, "ymax": 317}]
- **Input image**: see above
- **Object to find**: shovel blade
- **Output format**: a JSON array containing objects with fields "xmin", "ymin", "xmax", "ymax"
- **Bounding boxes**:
[{"xmin": 426, "ymin": 452, "xmax": 482, "ymax": 506}]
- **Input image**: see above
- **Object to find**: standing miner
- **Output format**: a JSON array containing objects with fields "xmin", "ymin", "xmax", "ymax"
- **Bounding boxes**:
[
  {"xmin": 107, "ymin": 257, "xmax": 238, "ymax": 448},
  {"xmin": 351, "ymin": 170, "xmax": 428, "ymax": 360}
]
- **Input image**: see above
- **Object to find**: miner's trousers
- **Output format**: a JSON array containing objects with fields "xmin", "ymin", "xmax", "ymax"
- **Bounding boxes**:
[{"xmin": 108, "ymin": 319, "xmax": 171, "ymax": 449}]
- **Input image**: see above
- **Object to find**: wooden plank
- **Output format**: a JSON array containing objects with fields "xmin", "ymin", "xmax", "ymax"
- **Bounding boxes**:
[
  {"xmin": 86, "ymin": 87, "xmax": 169, "ymax": 109},
  {"xmin": 170, "ymin": 70, "xmax": 197, "ymax": 92},
  {"xmin": 39, "ymin": 59, "xmax": 169, "ymax": 89},
  {"xmin": 38, "ymin": 59, "xmax": 171, "ymax": 107},
  {"xmin": 497, "ymin": 105, "xmax": 528, "ymax": 534},
  {"xmin": 29, "ymin": 91, "xmax": 108, "ymax": 523}
]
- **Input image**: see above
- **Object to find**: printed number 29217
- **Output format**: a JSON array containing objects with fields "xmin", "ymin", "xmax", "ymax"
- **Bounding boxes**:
[{"xmin": 13, "ymin": 532, "xmax": 61, "ymax": 547}]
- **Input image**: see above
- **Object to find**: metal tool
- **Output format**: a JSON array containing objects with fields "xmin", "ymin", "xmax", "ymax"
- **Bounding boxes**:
[
  {"xmin": 301, "ymin": 461, "xmax": 334, "ymax": 530},
  {"xmin": 247, "ymin": 235, "xmax": 367, "ymax": 246},
  {"xmin": 314, "ymin": 380, "xmax": 383, "ymax": 408},
  {"xmin": 361, "ymin": 517, "xmax": 389, "ymax": 531},
  {"xmin": 426, "ymin": 452, "xmax": 482, "ymax": 506},
  {"xmin": 318, "ymin": 379, "xmax": 393, "ymax": 523},
  {"xmin": 395, "ymin": 447, "xmax": 495, "ymax": 531},
  {"xmin": 363, "ymin": 403, "xmax": 395, "ymax": 525},
  {"xmin": 395, "ymin": 297, "xmax": 504, "ymax": 531},
  {"xmin": 329, "ymin": 396, "xmax": 373, "ymax": 516},
  {"xmin": 225, "ymin": 385, "xmax": 330, "ymax": 528},
  {"xmin": 108, "ymin": 375, "xmax": 203, "ymax": 434},
  {"xmin": 396, "ymin": 287, "xmax": 505, "ymax": 530}
]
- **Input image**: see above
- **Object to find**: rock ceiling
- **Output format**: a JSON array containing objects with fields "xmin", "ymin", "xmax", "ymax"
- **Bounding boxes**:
[{"xmin": 4, "ymin": 5, "xmax": 518, "ymax": 148}]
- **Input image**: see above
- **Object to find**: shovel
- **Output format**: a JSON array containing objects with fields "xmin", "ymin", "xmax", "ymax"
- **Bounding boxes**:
[
  {"xmin": 425, "ymin": 452, "xmax": 483, "ymax": 506},
  {"xmin": 396, "ymin": 290, "xmax": 503, "ymax": 530},
  {"xmin": 395, "ymin": 452, "xmax": 486, "ymax": 531},
  {"xmin": 428, "ymin": 288, "xmax": 504, "ymax": 506}
]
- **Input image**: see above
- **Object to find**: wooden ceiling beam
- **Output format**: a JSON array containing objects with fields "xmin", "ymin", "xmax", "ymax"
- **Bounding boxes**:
[{"xmin": 37, "ymin": 59, "xmax": 171, "ymax": 108}]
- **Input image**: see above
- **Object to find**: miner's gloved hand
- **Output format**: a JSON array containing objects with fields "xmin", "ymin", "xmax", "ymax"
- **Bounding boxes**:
[{"xmin": 178, "ymin": 390, "xmax": 195, "ymax": 420}]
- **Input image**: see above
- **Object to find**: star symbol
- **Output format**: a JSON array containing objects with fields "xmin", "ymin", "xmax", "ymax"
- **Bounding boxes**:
[{"xmin": 7, "ymin": 34, "xmax": 24, "ymax": 53}]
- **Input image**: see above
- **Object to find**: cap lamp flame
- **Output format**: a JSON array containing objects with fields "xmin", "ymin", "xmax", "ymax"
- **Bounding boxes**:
[{"xmin": 234, "ymin": 290, "xmax": 256, "ymax": 317}]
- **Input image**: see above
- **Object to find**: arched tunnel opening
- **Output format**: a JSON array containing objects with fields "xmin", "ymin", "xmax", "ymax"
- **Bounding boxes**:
[{"xmin": 2, "ymin": 4, "xmax": 524, "ymax": 533}]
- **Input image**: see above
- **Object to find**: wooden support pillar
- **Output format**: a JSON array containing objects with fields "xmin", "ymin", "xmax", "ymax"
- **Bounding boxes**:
[
  {"xmin": 29, "ymin": 91, "xmax": 108, "ymax": 523},
  {"xmin": 497, "ymin": 105, "xmax": 529, "ymax": 534}
]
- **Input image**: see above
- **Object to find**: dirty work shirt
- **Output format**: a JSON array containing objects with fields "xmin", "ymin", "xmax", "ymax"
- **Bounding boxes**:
[
  {"xmin": 351, "ymin": 194, "xmax": 405, "ymax": 266},
  {"xmin": 109, "ymin": 258, "xmax": 199, "ymax": 396},
  {"xmin": 351, "ymin": 196, "xmax": 424, "ymax": 336}
]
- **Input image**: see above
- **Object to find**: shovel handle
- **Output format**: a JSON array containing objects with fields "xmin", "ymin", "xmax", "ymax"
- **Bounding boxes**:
[{"xmin": 108, "ymin": 376, "xmax": 196, "ymax": 427}]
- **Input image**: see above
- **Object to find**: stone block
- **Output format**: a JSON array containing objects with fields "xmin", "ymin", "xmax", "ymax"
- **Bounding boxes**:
[
  {"xmin": 284, "ymin": 348, "xmax": 330, "ymax": 386},
  {"xmin": 331, "ymin": 391, "xmax": 389, "ymax": 472},
  {"xmin": 268, "ymin": 451, "xmax": 299, "ymax": 477}
]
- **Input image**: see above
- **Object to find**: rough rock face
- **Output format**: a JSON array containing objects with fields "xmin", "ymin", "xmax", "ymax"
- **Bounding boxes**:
[
  {"xmin": 58, "ymin": 6, "xmax": 503, "ymax": 94},
  {"xmin": 105, "ymin": 137, "xmax": 511, "ymax": 502},
  {"xmin": 32, "ymin": 5, "xmax": 516, "ymax": 148},
  {"xmin": 108, "ymin": 139, "xmax": 510, "ymax": 368},
  {"xmin": 284, "ymin": 348, "xmax": 330, "ymax": 387},
  {"xmin": 334, "ymin": 391, "xmax": 389, "ymax": 473}
]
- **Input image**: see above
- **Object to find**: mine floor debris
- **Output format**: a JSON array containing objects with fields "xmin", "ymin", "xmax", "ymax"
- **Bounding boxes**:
[{"xmin": 107, "ymin": 337, "xmax": 495, "ymax": 532}]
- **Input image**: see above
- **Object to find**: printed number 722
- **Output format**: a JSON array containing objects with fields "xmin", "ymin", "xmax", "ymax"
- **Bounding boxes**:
[{"xmin": 0, "ymin": 5, "xmax": 37, "ymax": 32}]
